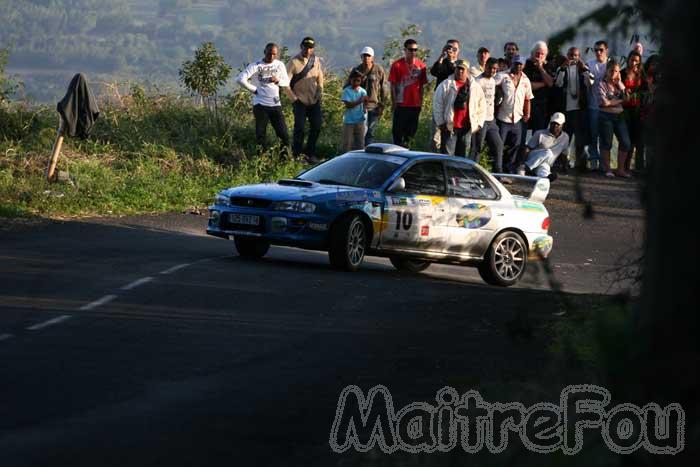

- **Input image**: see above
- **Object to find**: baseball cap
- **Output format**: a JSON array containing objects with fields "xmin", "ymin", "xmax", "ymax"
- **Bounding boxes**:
[
  {"xmin": 455, "ymin": 59, "xmax": 470, "ymax": 69},
  {"xmin": 550, "ymin": 112, "xmax": 566, "ymax": 125},
  {"xmin": 512, "ymin": 55, "xmax": 526, "ymax": 65},
  {"xmin": 478, "ymin": 46, "xmax": 490, "ymax": 54},
  {"xmin": 301, "ymin": 37, "xmax": 315, "ymax": 47},
  {"xmin": 360, "ymin": 46, "xmax": 374, "ymax": 57}
]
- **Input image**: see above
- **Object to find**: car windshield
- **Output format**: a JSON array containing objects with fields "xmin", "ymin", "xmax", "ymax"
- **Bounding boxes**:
[{"xmin": 297, "ymin": 155, "xmax": 405, "ymax": 189}]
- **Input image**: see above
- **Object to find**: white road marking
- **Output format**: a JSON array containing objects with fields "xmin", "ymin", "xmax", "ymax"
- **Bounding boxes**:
[
  {"xmin": 159, "ymin": 263, "xmax": 191, "ymax": 275},
  {"xmin": 79, "ymin": 294, "xmax": 118, "ymax": 311},
  {"xmin": 0, "ymin": 333, "xmax": 14, "ymax": 342},
  {"xmin": 26, "ymin": 315, "xmax": 72, "ymax": 331},
  {"xmin": 120, "ymin": 276, "xmax": 154, "ymax": 291}
]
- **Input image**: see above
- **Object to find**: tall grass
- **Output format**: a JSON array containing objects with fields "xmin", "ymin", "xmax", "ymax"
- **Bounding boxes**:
[{"xmin": 1, "ymin": 74, "xmax": 487, "ymax": 218}]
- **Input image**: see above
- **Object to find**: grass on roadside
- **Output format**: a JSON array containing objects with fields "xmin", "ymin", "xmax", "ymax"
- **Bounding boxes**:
[
  {"xmin": 0, "ymin": 143, "xmax": 305, "ymax": 217},
  {"xmin": 0, "ymin": 76, "xmax": 495, "ymax": 219}
]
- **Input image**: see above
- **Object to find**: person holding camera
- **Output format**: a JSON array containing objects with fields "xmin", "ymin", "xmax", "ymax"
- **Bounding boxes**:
[
  {"xmin": 523, "ymin": 41, "xmax": 555, "ymax": 133},
  {"xmin": 554, "ymin": 46, "xmax": 591, "ymax": 172},
  {"xmin": 429, "ymin": 39, "xmax": 461, "ymax": 152},
  {"xmin": 432, "ymin": 59, "xmax": 486, "ymax": 157},
  {"xmin": 585, "ymin": 40, "xmax": 610, "ymax": 171},
  {"xmin": 598, "ymin": 60, "xmax": 632, "ymax": 178}
]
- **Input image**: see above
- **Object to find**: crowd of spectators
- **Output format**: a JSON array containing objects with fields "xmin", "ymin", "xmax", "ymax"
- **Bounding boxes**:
[{"xmin": 236, "ymin": 36, "xmax": 660, "ymax": 179}]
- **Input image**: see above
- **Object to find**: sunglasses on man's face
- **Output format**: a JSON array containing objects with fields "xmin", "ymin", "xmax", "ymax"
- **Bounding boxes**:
[
  {"xmin": 406, "ymin": 48, "xmax": 418, "ymax": 52},
  {"xmin": 595, "ymin": 48, "xmax": 605, "ymax": 53}
]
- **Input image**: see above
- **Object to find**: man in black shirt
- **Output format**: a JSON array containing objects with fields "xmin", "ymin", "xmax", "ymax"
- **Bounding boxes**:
[{"xmin": 523, "ymin": 40, "xmax": 555, "ymax": 132}]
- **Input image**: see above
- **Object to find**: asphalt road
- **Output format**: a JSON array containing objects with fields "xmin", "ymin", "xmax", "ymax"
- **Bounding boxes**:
[{"xmin": 0, "ymin": 173, "xmax": 644, "ymax": 466}]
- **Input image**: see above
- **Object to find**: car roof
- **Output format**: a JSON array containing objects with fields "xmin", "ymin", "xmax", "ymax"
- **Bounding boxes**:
[{"xmin": 348, "ymin": 143, "xmax": 477, "ymax": 164}]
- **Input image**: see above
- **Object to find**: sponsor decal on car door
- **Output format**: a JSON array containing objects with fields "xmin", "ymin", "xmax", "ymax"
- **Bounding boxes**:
[
  {"xmin": 381, "ymin": 161, "xmax": 450, "ymax": 253},
  {"xmin": 445, "ymin": 162, "xmax": 500, "ymax": 258}
]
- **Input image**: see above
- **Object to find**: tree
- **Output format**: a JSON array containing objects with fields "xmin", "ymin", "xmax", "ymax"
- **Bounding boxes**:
[
  {"xmin": 0, "ymin": 48, "xmax": 21, "ymax": 103},
  {"xmin": 179, "ymin": 41, "xmax": 232, "ymax": 123},
  {"xmin": 550, "ymin": 2, "xmax": 697, "ymax": 464},
  {"xmin": 382, "ymin": 24, "xmax": 432, "ymax": 67}
]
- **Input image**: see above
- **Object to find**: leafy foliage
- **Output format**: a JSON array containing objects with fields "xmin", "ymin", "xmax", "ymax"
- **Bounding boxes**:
[
  {"xmin": 382, "ymin": 24, "xmax": 432, "ymax": 67},
  {"xmin": 0, "ymin": 48, "xmax": 21, "ymax": 103},
  {"xmin": 179, "ymin": 42, "xmax": 231, "ymax": 100}
]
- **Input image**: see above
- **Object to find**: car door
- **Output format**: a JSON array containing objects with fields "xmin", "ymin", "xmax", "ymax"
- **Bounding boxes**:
[
  {"xmin": 381, "ymin": 160, "xmax": 449, "ymax": 253},
  {"xmin": 444, "ymin": 161, "xmax": 501, "ymax": 258}
]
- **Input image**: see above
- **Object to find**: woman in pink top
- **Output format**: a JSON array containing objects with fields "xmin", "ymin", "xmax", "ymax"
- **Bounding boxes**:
[{"xmin": 598, "ymin": 60, "xmax": 632, "ymax": 178}]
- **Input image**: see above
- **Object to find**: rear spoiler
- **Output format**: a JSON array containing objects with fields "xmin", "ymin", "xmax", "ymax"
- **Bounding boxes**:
[{"xmin": 491, "ymin": 174, "xmax": 550, "ymax": 203}]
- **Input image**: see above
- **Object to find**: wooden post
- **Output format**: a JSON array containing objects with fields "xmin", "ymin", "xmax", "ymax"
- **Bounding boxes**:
[{"xmin": 46, "ymin": 119, "xmax": 65, "ymax": 182}]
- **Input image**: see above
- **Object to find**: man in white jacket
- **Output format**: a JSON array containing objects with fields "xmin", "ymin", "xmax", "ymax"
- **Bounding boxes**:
[
  {"xmin": 236, "ymin": 43, "xmax": 291, "ymax": 150},
  {"xmin": 432, "ymin": 59, "xmax": 486, "ymax": 157}
]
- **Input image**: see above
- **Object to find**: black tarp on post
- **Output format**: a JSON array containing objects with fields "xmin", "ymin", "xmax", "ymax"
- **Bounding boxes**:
[{"xmin": 46, "ymin": 73, "xmax": 100, "ymax": 181}]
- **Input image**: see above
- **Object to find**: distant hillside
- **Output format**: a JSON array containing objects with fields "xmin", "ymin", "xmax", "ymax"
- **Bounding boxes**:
[{"xmin": 2, "ymin": 0, "xmax": 624, "ymax": 102}]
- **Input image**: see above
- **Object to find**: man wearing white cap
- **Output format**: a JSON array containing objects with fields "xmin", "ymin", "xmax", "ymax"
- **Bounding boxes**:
[
  {"xmin": 348, "ymin": 46, "xmax": 389, "ymax": 145},
  {"xmin": 517, "ymin": 112, "xmax": 570, "ymax": 180}
]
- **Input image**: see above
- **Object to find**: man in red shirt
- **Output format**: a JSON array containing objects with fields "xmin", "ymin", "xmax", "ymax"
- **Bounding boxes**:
[{"xmin": 389, "ymin": 39, "xmax": 428, "ymax": 148}]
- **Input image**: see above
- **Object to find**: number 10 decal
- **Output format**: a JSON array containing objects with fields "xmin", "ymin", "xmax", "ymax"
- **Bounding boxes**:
[{"xmin": 395, "ymin": 211, "xmax": 413, "ymax": 230}]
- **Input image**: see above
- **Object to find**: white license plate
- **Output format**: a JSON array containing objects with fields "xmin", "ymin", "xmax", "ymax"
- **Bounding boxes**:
[{"xmin": 229, "ymin": 213, "xmax": 260, "ymax": 226}]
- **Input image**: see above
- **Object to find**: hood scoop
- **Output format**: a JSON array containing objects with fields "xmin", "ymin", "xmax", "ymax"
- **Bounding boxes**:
[{"xmin": 278, "ymin": 179, "xmax": 314, "ymax": 187}]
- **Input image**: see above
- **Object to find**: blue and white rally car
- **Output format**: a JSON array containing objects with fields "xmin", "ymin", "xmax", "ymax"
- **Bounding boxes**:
[{"xmin": 207, "ymin": 144, "xmax": 553, "ymax": 286}]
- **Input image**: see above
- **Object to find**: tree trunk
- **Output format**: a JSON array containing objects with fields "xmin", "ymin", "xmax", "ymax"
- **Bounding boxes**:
[{"xmin": 637, "ymin": 0, "xmax": 698, "ymax": 463}]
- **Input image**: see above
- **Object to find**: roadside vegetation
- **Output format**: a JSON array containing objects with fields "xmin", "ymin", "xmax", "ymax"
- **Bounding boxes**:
[{"xmin": 0, "ymin": 31, "xmax": 449, "ymax": 219}]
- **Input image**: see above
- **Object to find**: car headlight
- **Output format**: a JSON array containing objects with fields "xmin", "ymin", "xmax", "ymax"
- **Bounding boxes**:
[
  {"xmin": 215, "ymin": 193, "xmax": 230, "ymax": 206},
  {"xmin": 270, "ymin": 200, "xmax": 316, "ymax": 213}
]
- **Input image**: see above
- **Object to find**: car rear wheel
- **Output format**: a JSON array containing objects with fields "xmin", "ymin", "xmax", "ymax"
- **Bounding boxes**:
[
  {"xmin": 389, "ymin": 257, "xmax": 431, "ymax": 273},
  {"xmin": 478, "ymin": 231, "xmax": 527, "ymax": 287},
  {"xmin": 234, "ymin": 236, "xmax": 270, "ymax": 259},
  {"xmin": 329, "ymin": 214, "xmax": 366, "ymax": 271}
]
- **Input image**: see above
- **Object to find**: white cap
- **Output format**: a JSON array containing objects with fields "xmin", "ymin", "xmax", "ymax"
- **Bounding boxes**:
[
  {"xmin": 360, "ymin": 46, "xmax": 375, "ymax": 57},
  {"xmin": 550, "ymin": 112, "xmax": 566, "ymax": 125}
]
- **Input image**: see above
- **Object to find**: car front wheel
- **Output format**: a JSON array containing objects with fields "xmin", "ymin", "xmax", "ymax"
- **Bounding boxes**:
[
  {"xmin": 478, "ymin": 231, "xmax": 527, "ymax": 286},
  {"xmin": 329, "ymin": 214, "xmax": 367, "ymax": 271},
  {"xmin": 390, "ymin": 257, "xmax": 431, "ymax": 273},
  {"xmin": 234, "ymin": 236, "xmax": 270, "ymax": 259}
]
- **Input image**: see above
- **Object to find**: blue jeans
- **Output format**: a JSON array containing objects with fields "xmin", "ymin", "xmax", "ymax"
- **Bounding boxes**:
[
  {"xmin": 365, "ymin": 107, "xmax": 381, "ymax": 146},
  {"xmin": 497, "ymin": 120, "xmax": 523, "ymax": 172},
  {"xmin": 470, "ymin": 120, "xmax": 504, "ymax": 171},
  {"xmin": 598, "ymin": 111, "xmax": 631, "ymax": 152},
  {"xmin": 587, "ymin": 108, "xmax": 601, "ymax": 165},
  {"xmin": 440, "ymin": 127, "xmax": 471, "ymax": 157}
]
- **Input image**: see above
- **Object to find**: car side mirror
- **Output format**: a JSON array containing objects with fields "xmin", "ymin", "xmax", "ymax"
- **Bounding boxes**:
[{"xmin": 387, "ymin": 177, "xmax": 406, "ymax": 193}]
